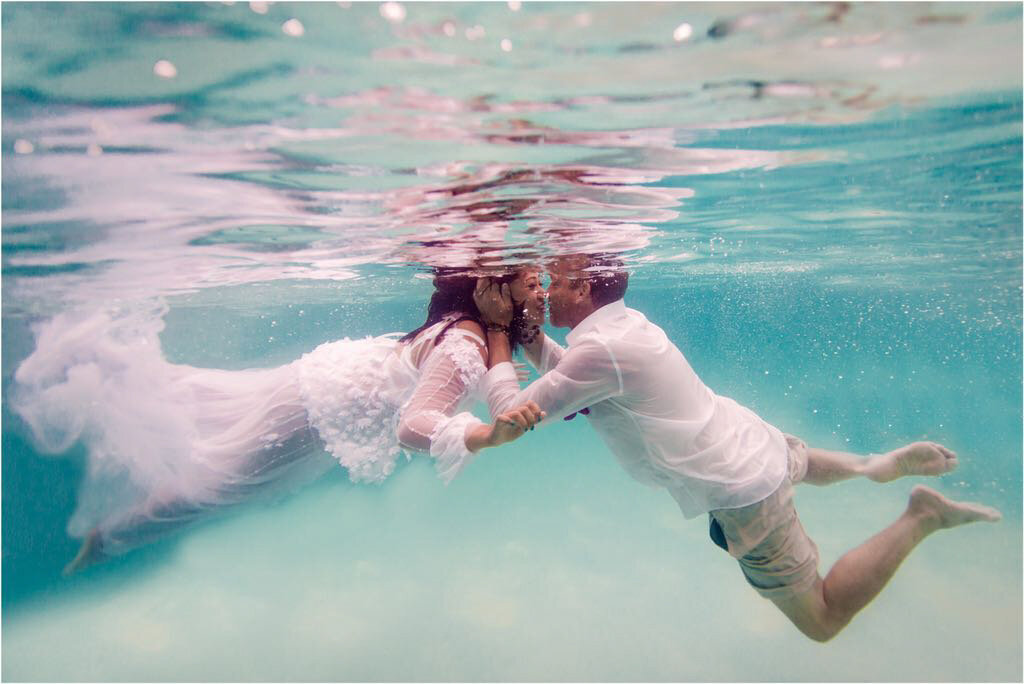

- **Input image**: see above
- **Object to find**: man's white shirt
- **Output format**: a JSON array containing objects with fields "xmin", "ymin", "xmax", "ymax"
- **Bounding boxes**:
[{"xmin": 479, "ymin": 300, "xmax": 788, "ymax": 517}]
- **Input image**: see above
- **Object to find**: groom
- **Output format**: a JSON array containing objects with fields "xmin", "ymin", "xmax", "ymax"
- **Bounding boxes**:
[{"xmin": 473, "ymin": 254, "xmax": 1001, "ymax": 642}]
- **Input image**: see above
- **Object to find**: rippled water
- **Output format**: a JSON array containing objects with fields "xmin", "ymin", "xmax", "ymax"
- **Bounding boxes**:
[{"xmin": 2, "ymin": 2, "xmax": 1021, "ymax": 681}]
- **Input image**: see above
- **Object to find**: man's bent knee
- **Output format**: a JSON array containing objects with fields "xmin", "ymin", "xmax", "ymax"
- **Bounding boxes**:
[
  {"xmin": 792, "ymin": 614, "xmax": 846, "ymax": 643},
  {"xmin": 771, "ymin": 579, "xmax": 848, "ymax": 643}
]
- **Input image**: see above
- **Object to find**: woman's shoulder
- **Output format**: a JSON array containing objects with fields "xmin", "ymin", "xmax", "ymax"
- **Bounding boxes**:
[
  {"xmin": 409, "ymin": 314, "xmax": 486, "ymax": 353},
  {"xmin": 446, "ymin": 318, "xmax": 487, "ymax": 359},
  {"xmin": 452, "ymin": 318, "xmax": 485, "ymax": 341},
  {"xmin": 434, "ymin": 318, "xmax": 488, "ymax": 382}
]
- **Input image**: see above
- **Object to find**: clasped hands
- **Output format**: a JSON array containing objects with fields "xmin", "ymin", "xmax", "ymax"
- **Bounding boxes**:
[{"xmin": 487, "ymin": 401, "xmax": 545, "ymax": 448}]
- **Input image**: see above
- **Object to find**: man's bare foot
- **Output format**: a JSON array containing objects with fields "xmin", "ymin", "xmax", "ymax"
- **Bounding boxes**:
[
  {"xmin": 62, "ymin": 529, "xmax": 104, "ymax": 576},
  {"xmin": 865, "ymin": 442, "xmax": 958, "ymax": 483},
  {"xmin": 908, "ymin": 484, "xmax": 1002, "ymax": 531}
]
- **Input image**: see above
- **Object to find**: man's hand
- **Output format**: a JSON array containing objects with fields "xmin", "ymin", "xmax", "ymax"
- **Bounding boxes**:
[{"xmin": 474, "ymin": 278, "xmax": 514, "ymax": 327}]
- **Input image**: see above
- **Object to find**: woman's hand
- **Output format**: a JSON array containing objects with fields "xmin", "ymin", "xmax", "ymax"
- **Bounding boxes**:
[
  {"xmin": 487, "ymin": 401, "xmax": 546, "ymax": 448},
  {"xmin": 474, "ymin": 278, "xmax": 514, "ymax": 327},
  {"xmin": 465, "ymin": 401, "xmax": 546, "ymax": 452}
]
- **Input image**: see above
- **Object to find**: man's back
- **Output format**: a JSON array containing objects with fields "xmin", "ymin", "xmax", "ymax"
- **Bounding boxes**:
[
  {"xmin": 578, "ymin": 302, "xmax": 788, "ymax": 516},
  {"xmin": 586, "ymin": 304, "xmax": 711, "ymax": 419}
]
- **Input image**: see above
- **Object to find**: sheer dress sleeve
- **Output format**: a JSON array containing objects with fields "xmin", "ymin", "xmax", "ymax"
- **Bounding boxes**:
[{"xmin": 397, "ymin": 330, "xmax": 488, "ymax": 483}]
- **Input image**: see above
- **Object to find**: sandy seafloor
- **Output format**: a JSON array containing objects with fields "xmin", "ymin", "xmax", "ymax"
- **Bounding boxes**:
[{"xmin": 3, "ymin": 407, "xmax": 1020, "ymax": 682}]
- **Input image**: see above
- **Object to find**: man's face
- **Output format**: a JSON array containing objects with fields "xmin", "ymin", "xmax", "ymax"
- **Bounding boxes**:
[{"xmin": 545, "ymin": 263, "xmax": 581, "ymax": 328}]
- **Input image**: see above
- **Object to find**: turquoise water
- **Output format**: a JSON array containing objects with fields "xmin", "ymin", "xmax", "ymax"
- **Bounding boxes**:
[{"xmin": 2, "ymin": 2, "xmax": 1021, "ymax": 681}]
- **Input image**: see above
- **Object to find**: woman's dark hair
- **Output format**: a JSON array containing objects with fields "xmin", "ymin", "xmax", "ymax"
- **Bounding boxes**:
[{"xmin": 400, "ymin": 268, "xmax": 528, "ymax": 354}]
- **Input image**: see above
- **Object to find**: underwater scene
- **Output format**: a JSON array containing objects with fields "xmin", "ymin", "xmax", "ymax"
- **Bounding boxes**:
[{"xmin": 2, "ymin": 2, "xmax": 1021, "ymax": 681}]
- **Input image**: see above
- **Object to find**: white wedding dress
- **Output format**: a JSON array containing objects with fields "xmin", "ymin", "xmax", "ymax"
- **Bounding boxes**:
[{"xmin": 12, "ymin": 306, "xmax": 489, "ymax": 556}]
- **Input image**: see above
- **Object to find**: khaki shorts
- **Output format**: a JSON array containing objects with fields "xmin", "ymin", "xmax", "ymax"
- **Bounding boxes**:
[{"xmin": 709, "ymin": 434, "xmax": 820, "ymax": 600}]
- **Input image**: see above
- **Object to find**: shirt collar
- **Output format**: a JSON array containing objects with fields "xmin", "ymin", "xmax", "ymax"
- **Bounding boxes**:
[{"xmin": 566, "ymin": 299, "xmax": 627, "ymax": 345}]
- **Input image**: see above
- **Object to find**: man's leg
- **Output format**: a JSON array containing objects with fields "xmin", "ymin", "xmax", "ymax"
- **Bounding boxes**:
[
  {"xmin": 803, "ymin": 441, "xmax": 958, "ymax": 486},
  {"xmin": 771, "ymin": 485, "xmax": 1001, "ymax": 642}
]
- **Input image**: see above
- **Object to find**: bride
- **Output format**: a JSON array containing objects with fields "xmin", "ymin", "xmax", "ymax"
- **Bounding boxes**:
[{"xmin": 12, "ymin": 267, "xmax": 548, "ymax": 573}]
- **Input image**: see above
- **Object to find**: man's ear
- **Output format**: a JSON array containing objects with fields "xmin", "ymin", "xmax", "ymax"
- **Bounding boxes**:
[{"xmin": 577, "ymin": 279, "xmax": 591, "ymax": 301}]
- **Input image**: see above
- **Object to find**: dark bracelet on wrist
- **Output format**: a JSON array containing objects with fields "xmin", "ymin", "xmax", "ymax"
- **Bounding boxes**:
[
  {"xmin": 486, "ymin": 323, "xmax": 510, "ymax": 334},
  {"xmin": 519, "ymin": 325, "xmax": 541, "ymax": 345}
]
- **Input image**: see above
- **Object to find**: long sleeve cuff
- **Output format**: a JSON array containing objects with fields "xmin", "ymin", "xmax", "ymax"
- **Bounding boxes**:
[
  {"xmin": 479, "ymin": 362, "xmax": 520, "ymax": 416},
  {"xmin": 429, "ymin": 411, "xmax": 485, "ymax": 484}
]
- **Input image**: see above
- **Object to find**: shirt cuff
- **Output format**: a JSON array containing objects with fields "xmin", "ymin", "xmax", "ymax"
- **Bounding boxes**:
[
  {"xmin": 479, "ymin": 362, "xmax": 518, "ymax": 398},
  {"xmin": 429, "ymin": 412, "xmax": 485, "ymax": 484}
]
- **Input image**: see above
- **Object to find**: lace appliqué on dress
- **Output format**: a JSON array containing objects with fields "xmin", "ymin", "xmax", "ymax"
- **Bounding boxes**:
[
  {"xmin": 433, "ymin": 332, "xmax": 487, "ymax": 390},
  {"xmin": 300, "ymin": 325, "xmax": 487, "ymax": 486},
  {"xmin": 296, "ymin": 336, "xmax": 404, "ymax": 484}
]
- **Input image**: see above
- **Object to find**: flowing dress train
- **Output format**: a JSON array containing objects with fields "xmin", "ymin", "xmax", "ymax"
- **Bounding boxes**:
[{"xmin": 12, "ymin": 307, "xmax": 489, "ymax": 556}]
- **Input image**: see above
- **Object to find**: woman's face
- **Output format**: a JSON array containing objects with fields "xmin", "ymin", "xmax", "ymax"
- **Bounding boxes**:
[{"xmin": 510, "ymin": 268, "xmax": 546, "ymax": 327}]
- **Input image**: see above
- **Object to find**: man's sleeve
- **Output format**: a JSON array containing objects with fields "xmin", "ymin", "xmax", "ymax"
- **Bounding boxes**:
[
  {"xmin": 523, "ymin": 334, "xmax": 564, "ymax": 372},
  {"xmin": 480, "ymin": 337, "xmax": 623, "ymax": 424},
  {"xmin": 538, "ymin": 335, "xmax": 565, "ymax": 373}
]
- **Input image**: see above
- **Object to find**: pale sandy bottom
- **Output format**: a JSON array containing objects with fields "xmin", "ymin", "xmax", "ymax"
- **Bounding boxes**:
[{"xmin": 3, "ymin": 428, "xmax": 1020, "ymax": 682}]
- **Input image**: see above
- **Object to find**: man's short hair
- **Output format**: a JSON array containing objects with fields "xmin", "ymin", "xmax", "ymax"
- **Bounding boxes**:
[{"xmin": 559, "ymin": 253, "xmax": 629, "ymax": 306}]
